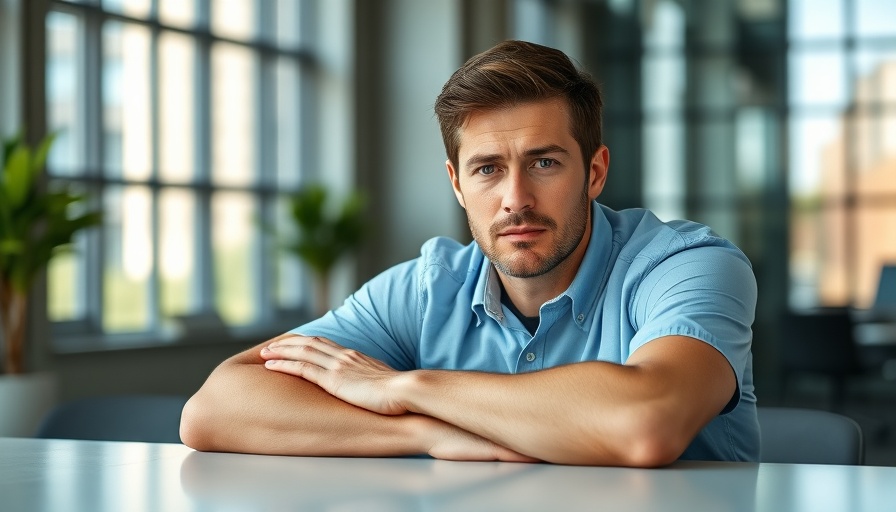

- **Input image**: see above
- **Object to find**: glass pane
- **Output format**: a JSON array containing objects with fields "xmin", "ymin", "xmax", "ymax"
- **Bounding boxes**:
[
  {"xmin": 102, "ymin": 0, "xmax": 151, "ymax": 18},
  {"xmin": 212, "ymin": 192, "xmax": 258, "ymax": 325},
  {"xmin": 159, "ymin": 32, "xmax": 196, "ymax": 183},
  {"xmin": 104, "ymin": 186, "xmax": 153, "ymax": 332},
  {"xmin": 211, "ymin": 43, "xmax": 256, "ymax": 186},
  {"xmin": 641, "ymin": 54, "xmax": 685, "ymax": 112},
  {"xmin": 853, "ymin": 112, "xmax": 896, "ymax": 194},
  {"xmin": 159, "ymin": 0, "xmax": 196, "ymax": 29},
  {"xmin": 276, "ymin": 0, "xmax": 302, "ymax": 47},
  {"xmin": 642, "ymin": 119, "xmax": 685, "ymax": 221},
  {"xmin": 694, "ymin": 119, "xmax": 736, "ymax": 198},
  {"xmin": 276, "ymin": 58, "xmax": 301, "ymax": 189},
  {"xmin": 855, "ymin": 48, "xmax": 896, "ymax": 104},
  {"xmin": 642, "ymin": 0, "xmax": 684, "ymax": 49},
  {"xmin": 789, "ymin": 205, "xmax": 849, "ymax": 308},
  {"xmin": 103, "ymin": 21, "xmax": 152, "ymax": 180},
  {"xmin": 45, "ymin": 11, "xmax": 84, "ymax": 176},
  {"xmin": 160, "ymin": 189, "xmax": 198, "ymax": 317},
  {"xmin": 736, "ymin": 108, "xmax": 777, "ymax": 192},
  {"xmin": 854, "ymin": 207, "xmax": 896, "ymax": 307},
  {"xmin": 47, "ymin": 234, "xmax": 87, "ymax": 322},
  {"xmin": 788, "ymin": 0, "xmax": 844, "ymax": 40},
  {"xmin": 276, "ymin": 197, "xmax": 305, "ymax": 309},
  {"xmin": 788, "ymin": 50, "xmax": 848, "ymax": 107},
  {"xmin": 856, "ymin": 0, "xmax": 896, "ymax": 37},
  {"xmin": 789, "ymin": 115, "xmax": 845, "ymax": 199},
  {"xmin": 690, "ymin": 56, "xmax": 737, "ymax": 110},
  {"xmin": 211, "ymin": 0, "xmax": 256, "ymax": 41}
]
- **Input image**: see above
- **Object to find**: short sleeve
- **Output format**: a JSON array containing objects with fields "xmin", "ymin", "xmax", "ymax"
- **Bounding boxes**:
[
  {"xmin": 288, "ymin": 259, "xmax": 422, "ymax": 371},
  {"xmin": 628, "ymin": 245, "xmax": 757, "ymax": 412}
]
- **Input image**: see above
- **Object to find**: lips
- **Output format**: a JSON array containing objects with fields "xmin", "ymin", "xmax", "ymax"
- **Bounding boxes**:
[{"xmin": 499, "ymin": 225, "xmax": 545, "ymax": 236}]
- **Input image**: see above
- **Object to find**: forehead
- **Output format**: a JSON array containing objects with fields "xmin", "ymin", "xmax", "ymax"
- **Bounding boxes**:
[{"xmin": 456, "ymin": 98, "xmax": 575, "ymax": 160}]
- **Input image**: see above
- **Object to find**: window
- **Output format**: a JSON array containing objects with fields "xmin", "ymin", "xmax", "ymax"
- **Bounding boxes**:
[
  {"xmin": 45, "ymin": 0, "xmax": 314, "ymax": 349},
  {"xmin": 517, "ymin": 0, "xmax": 896, "ymax": 315},
  {"xmin": 788, "ymin": 0, "xmax": 896, "ymax": 308}
]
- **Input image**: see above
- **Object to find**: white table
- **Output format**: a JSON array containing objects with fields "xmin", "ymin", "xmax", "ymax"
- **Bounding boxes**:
[{"xmin": 2, "ymin": 437, "xmax": 895, "ymax": 512}]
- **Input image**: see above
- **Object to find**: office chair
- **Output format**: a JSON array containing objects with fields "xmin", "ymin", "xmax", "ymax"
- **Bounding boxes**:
[
  {"xmin": 872, "ymin": 265, "xmax": 896, "ymax": 309},
  {"xmin": 779, "ymin": 308, "xmax": 862, "ymax": 409},
  {"xmin": 757, "ymin": 406, "xmax": 864, "ymax": 465},
  {"xmin": 35, "ymin": 394, "xmax": 189, "ymax": 443}
]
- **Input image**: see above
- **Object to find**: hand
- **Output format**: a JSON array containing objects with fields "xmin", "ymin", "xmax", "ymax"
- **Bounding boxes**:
[
  {"xmin": 423, "ymin": 416, "xmax": 538, "ymax": 463},
  {"xmin": 260, "ymin": 335, "xmax": 406, "ymax": 416}
]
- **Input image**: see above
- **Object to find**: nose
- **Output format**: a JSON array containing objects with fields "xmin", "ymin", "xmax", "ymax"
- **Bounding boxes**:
[{"xmin": 501, "ymin": 169, "xmax": 534, "ymax": 214}]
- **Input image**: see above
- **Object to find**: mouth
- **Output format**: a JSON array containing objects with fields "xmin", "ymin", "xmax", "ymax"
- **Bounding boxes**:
[{"xmin": 498, "ymin": 225, "xmax": 546, "ymax": 241}]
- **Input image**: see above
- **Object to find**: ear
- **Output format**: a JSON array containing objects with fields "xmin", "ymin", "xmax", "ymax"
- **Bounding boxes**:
[
  {"xmin": 446, "ymin": 159, "xmax": 466, "ymax": 208},
  {"xmin": 587, "ymin": 145, "xmax": 610, "ymax": 200}
]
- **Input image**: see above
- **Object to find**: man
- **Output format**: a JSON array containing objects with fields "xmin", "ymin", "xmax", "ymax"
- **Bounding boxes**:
[{"xmin": 180, "ymin": 40, "xmax": 758, "ymax": 467}]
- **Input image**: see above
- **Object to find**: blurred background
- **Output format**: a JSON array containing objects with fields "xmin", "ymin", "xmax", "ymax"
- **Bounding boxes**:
[{"xmin": 1, "ymin": 0, "xmax": 894, "ymax": 463}]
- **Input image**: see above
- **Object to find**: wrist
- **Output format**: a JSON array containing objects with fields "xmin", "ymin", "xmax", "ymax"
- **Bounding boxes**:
[
  {"xmin": 390, "ymin": 369, "xmax": 425, "ymax": 414},
  {"xmin": 403, "ymin": 413, "xmax": 442, "ymax": 455}
]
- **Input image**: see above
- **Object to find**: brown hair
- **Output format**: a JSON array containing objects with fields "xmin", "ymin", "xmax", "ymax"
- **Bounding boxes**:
[{"xmin": 434, "ymin": 40, "xmax": 603, "ymax": 169}]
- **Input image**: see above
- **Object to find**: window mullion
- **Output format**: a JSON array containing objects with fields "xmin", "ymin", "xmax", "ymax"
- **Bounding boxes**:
[
  {"xmin": 256, "ymin": 0, "xmax": 274, "ymax": 324},
  {"xmin": 82, "ymin": 4, "xmax": 104, "ymax": 331},
  {"xmin": 195, "ymin": 0, "xmax": 215, "ymax": 315},
  {"xmin": 148, "ymin": 10, "xmax": 161, "ymax": 331}
]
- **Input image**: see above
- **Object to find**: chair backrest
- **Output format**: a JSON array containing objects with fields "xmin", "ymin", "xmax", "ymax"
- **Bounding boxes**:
[
  {"xmin": 758, "ymin": 406, "xmax": 864, "ymax": 465},
  {"xmin": 779, "ymin": 309, "xmax": 859, "ymax": 375},
  {"xmin": 35, "ymin": 394, "xmax": 189, "ymax": 443},
  {"xmin": 872, "ymin": 264, "xmax": 896, "ymax": 309}
]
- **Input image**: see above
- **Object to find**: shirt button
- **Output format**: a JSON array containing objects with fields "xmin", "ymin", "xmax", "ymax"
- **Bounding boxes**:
[
  {"xmin": 577, "ymin": 313, "xmax": 585, "ymax": 323},
  {"xmin": 526, "ymin": 352, "xmax": 536, "ymax": 362}
]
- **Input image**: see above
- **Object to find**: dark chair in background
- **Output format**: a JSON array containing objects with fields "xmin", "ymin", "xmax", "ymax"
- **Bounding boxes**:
[
  {"xmin": 35, "ymin": 394, "xmax": 189, "ymax": 443},
  {"xmin": 758, "ymin": 406, "xmax": 864, "ymax": 465},
  {"xmin": 779, "ymin": 308, "xmax": 861, "ymax": 410}
]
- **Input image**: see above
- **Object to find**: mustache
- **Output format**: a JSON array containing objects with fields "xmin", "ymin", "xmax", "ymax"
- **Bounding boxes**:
[{"xmin": 489, "ymin": 210, "xmax": 557, "ymax": 237}]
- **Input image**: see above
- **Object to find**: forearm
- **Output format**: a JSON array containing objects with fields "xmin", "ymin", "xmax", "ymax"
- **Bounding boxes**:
[
  {"xmin": 181, "ymin": 357, "xmax": 425, "ymax": 457},
  {"xmin": 397, "ymin": 363, "xmax": 657, "ymax": 465},
  {"xmin": 395, "ymin": 338, "xmax": 731, "ymax": 467}
]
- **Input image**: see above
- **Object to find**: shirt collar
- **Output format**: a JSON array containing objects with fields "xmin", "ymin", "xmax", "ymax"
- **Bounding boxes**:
[
  {"xmin": 470, "ymin": 201, "xmax": 614, "ymax": 331},
  {"xmin": 471, "ymin": 255, "xmax": 502, "ymax": 325},
  {"xmin": 564, "ymin": 202, "xmax": 614, "ymax": 330}
]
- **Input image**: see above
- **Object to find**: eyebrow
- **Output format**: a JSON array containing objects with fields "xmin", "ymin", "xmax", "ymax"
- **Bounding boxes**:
[{"xmin": 463, "ymin": 144, "xmax": 571, "ymax": 169}]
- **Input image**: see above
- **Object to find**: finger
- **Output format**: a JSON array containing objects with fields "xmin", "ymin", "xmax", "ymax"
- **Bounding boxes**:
[
  {"xmin": 268, "ymin": 335, "xmax": 345, "ymax": 357},
  {"xmin": 263, "ymin": 358, "xmax": 324, "ymax": 383},
  {"xmin": 261, "ymin": 343, "xmax": 336, "ymax": 369}
]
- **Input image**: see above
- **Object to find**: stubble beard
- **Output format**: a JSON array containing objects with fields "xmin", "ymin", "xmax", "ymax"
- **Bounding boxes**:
[{"xmin": 468, "ymin": 188, "xmax": 591, "ymax": 279}]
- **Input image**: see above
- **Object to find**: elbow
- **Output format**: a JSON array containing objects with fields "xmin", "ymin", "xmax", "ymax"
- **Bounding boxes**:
[
  {"xmin": 610, "ymin": 409, "xmax": 692, "ymax": 468},
  {"xmin": 622, "ymin": 433, "xmax": 686, "ymax": 468},
  {"xmin": 179, "ymin": 395, "xmax": 217, "ymax": 452}
]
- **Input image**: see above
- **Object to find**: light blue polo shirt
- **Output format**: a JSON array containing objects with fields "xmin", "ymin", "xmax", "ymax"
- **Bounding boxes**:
[{"xmin": 291, "ymin": 202, "xmax": 759, "ymax": 462}]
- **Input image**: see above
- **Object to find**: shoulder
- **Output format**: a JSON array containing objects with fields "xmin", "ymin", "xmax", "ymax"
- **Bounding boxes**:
[
  {"xmin": 417, "ymin": 236, "xmax": 484, "ymax": 282},
  {"xmin": 601, "ymin": 206, "xmax": 751, "ymax": 270}
]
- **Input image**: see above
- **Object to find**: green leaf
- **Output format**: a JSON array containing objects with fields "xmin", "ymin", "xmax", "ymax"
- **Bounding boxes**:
[
  {"xmin": 1, "ymin": 131, "xmax": 22, "ymax": 168},
  {"xmin": 31, "ymin": 132, "xmax": 56, "ymax": 178},
  {"xmin": 3, "ymin": 145, "xmax": 32, "ymax": 208},
  {"xmin": 280, "ymin": 184, "xmax": 368, "ymax": 278},
  {"xmin": 0, "ymin": 131, "xmax": 103, "ymax": 296}
]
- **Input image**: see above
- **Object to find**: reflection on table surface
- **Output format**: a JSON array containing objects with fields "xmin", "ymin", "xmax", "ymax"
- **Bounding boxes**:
[{"xmin": 3, "ymin": 437, "xmax": 896, "ymax": 512}]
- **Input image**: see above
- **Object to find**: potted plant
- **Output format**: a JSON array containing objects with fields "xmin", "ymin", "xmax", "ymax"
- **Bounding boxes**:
[
  {"xmin": 0, "ymin": 132, "xmax": 102, "ymax": 435},
  {"xmin": 280, "ymin": 184, "xmax": 367, "ymax": 316}
]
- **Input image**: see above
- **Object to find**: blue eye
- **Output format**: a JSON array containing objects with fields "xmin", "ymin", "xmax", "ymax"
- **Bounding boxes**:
[
  {"xmin": 536, "ymin": 158, "xmax": 554, "ymax": 169},
  {"xmin": 478, "ymin": 165, "xmax": 496, "ymax": 176}
]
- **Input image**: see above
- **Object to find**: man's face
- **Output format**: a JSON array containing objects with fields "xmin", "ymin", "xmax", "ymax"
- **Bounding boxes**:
[{"xmin": 446, "ymin": 98, "xmax": 608, "ymax": 279}]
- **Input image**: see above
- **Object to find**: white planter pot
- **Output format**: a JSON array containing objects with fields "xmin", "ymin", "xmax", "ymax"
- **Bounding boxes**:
[{"xmin": 0, "ymin": 372, "xmax": 58, "ymax": 437}]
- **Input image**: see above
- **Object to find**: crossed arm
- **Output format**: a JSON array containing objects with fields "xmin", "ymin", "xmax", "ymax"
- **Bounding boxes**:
[{"xmin": 180, "ymin": 332, "xmax": 735, "ymax": 467}]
